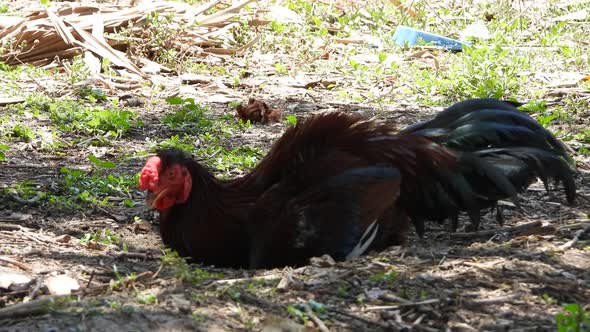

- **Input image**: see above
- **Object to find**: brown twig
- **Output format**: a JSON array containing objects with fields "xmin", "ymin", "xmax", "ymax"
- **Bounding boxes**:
[
  {"xmin": 0, "ymin": 295, "xmax": 71, "ymax": 319},
  {"xmin": 555, "ymin": 220, "xmax": 590, "ymax": 231},
  {"xmin": 326, "ymin": 307, "xmax": 391, "ymax": 330},
  {"xmin": 75, "ymin": 270, "xmax": 154, "ymax": 295},
  {"xmin": 80, "ymin": 270, "xmax": 96, "ymax": 298},
  {"xmin": 302, "ymin": 303, "xmax": 331, "ymax": 332},
  {"xmin": 464, "ymin": 293, "xmax": 521, "ymax": 306},
  {"xmin": 213, "ymin": 273, "xmax": 282, "ymax": 285},
  {"xmin": 364, "ymin": 299, "xmax": 440, "ymax": 311},
  {"xmin": 0, "ymin": 223, "xmax": 21, "ymax": 231},
  {"xmin": 450, "ymin": 221, "xmax": 543, "ymax": 239},
  {"xmin": 0, "ymin": 256, "xmax": 32, "ymax": 271},
  {"xmin": 151, "ymin": 263, "xmax": 164, "ymax": 280},
  {"xmin": 25, "ymin": 276, "xmax": 45, "ymax": 302},
  {"xmin": 115, "ymin": 251, "xmax": 161, "ymax": 260}
]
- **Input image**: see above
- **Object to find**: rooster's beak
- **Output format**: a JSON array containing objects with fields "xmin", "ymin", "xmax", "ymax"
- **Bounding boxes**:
[
  {"xmin": 145, "ymin": 191, "xmax": 156, "ymax": 208},
  {"xmin": 145, "ymin": 189, "xmax": 169, "ymax": 209}
]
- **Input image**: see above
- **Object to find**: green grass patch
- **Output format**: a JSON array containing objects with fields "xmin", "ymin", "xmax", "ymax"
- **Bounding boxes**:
[
  {"xmin": 8, "ymin": 94, "xmax": 139, "ymax": 139},
  {"xmin": 556, "ymin": 303, "xmax": 590, "ymax": 332},
  {"xmin": 57, "ymin": 167, "xmax": 138, "ymax": 207}
]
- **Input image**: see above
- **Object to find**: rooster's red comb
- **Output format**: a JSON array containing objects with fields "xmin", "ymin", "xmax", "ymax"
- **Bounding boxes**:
[{"xmin": 139, "ymin": 156, "xmax": 162, "ymax": 192}]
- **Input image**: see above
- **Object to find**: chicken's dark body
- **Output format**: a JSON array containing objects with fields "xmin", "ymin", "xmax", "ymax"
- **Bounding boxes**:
[{"xmin": 149, "ymin": 98, "xmax": 576, "ymax": 269}]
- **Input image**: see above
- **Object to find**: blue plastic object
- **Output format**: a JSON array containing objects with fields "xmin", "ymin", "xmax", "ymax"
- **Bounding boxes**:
[{"xmin": 393, "ymin": 25, "xmax": 468, "ymax": 51}]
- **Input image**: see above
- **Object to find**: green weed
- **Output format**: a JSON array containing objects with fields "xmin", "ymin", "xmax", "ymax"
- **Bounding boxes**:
[
  {"xmin": 369, "ymin": 270, "xmax": 398, "ymax": 284},
  {"xmin": 285, "ymin": 115, "xmax": 298, "ymax": 126},
  {"xmin": 58, "ymin": 167, "xmax": 138, "ymax": 207},
  {"xmin": 160, "ymin": 249, "xmax": 224, "ymax": 285},
  {"xmin": 556, "ymin": 303, "xmax": 590, "ymax": 332},
  {"xmin": 136, "ymin": 293, "xmax": 157, "ymax": 305},
  {"xmin": 3, "ymin": 180, "xmax": 42, "ymax": 201},
  {"xmin": 163, "ymin": 97, "xmax": 213, "ymax": 131},
  {"xmin": 207, "ymin": 145, "xmax": 263, "ymax": 173},
  {"xmin": 9, "ymin": 123, "xmax": 36, "ymax": 142},
  {"xmin": 415, "ymin": 44, "xmax": 529, "ymax": 102},
  {"xmin": 149, "ymin": 134, "xmax": 197, "ymax": 154},
  {"xmin": 80, "ymin": 229, "xmax": 120, "ymax": 245},
  {"xmin": 13, "ymin": 95, "xmax": 138, "ymax": 138},
  {"xmin": 0, "ymin": 143, "xmax": 7, "ymax": 161}
]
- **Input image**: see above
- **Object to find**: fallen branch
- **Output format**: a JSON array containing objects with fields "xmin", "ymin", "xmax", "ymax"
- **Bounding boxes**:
[
  {"xmin": 450, "ymin": 221, "xmax": 542, "ymax": 239},
  {"xmin": 0, "ymin": 223, "xmax": 21, "ymax": 231},
  {"xmin": 115, "ymin": 251, "xmax": 161, "ymax": 261},
  {"xmin": 239, "ymin": 291, "xmax": 393, "ymax": 330},
  {"xmin": 0, "ymin": 295, "xmax": 71, "ymax": 319},
  {"xmin": 559, "ymin": 225, "xmax": 590, "ymax": 250},
  {"xmin": 556, "ymin": 220, "xmax": 590, "ymax": 231},
  {"xmin": 24, "ymin": 276, "xmax": 45, "ymax": 302},
  {"xmin": 74, "ymin": 270, "xmax": 154, "ymax": 295},
  {"xmin": 213, "ymin": 273, "xmax": 282, "ymax": 285},
  {"xmin": 326, "ymin": 307, "xmax": 391, "ymax": 330},
  {"xmin": 0, "ymin": 213, "xmax": 31, "ymax": 223},
  {"xmin": 464, "ymin": 293, "xmax": 521, "ymax": 306},
  {"xmin": 364, "ymin": 298, "xmax": 440, "ymax": 311},
  {"xmin": 0, "ymin": 256, "xmax": 32, "ymax": 271},
  {"xmin": 8, "ymin": 192, "xmax": 42, "ymax": 205},
  {"xmin": 302, "ymin": 303, "xmax": 331, "ymax": 332}
]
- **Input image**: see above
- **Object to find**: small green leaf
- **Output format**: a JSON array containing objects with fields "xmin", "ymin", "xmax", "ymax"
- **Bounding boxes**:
[
  {"xmin": 378, "ymin": 52, "xmax": 387, "ymax": 63},
  {"xmin": 88, "ymin": 155, "xmax": 117, "ymax": 169},
  {"xmin": 165, "ymin": 96, "xmax": 183, "ymax": 105},
  {"xmin": 0, "ymin": 144, "xmax": 6, "ymax": 161},
  {"xmin": 286, "ymin": 115, "xmax": 298, "ymax": 126}
]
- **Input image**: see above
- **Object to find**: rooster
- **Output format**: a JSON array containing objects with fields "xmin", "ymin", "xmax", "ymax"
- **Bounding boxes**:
[{"xmin": 139, "ymin": 98, "xmax": 576, "ymax": 269}]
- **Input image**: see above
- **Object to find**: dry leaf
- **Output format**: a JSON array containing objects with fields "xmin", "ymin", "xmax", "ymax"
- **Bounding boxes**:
[
  {"xmin": 406, "ymin": 50, "xmax": 440, "ymax": 71},
  {"xmin": 54, "ymin": 234, "xmax": 72, "ymax": 243},
  {"xmin": 86, "ymin": 241, "xmax": 106, "ymax": 250},
  {"xmin": 309, "ymin": 255, "xmax": 336, "ymax": 267},
  {"xmin": 235, "ymin": 98, "xmax": 283, "ymax": 124},
  {"xmin": 45, "ymin": 7, "xmax": 76, "ymax": 45},
  {"xmin": 197, "ymin": 0, "xmax": 254, "ymax": 25},
  {"xmin": 390, "ymin": 0, "xmax": 418, "ymax": 18},
  {"xmin": 180, "ymin": 73, "xmax": 213, "ymax": 84},
  {"xmin": 132, "ymin": 221, "xmax": 152, "ymax": 234},
  {"xmin": 65, "ymin": 20, "xmax": 148, "ymax": 79}
]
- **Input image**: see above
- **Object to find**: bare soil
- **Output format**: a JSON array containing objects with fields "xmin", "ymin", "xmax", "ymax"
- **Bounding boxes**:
[{"xmin": 1, "ymin": 83, "xmax": 589, "ymax": 331}]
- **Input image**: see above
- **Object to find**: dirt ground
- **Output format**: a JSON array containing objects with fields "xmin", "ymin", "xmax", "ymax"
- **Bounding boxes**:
[
  {"xmin": 1, "ymin": 87, "xmax": 589, "ymax": 331},
  {"xmin": 1, "ymin": 0, "xmax": 590, "ymax": 331}
]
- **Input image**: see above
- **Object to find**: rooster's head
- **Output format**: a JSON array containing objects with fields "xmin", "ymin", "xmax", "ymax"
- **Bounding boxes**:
[{"xmin": 138, "ymin": 149, "xmax": 193, "ymax": 211}]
